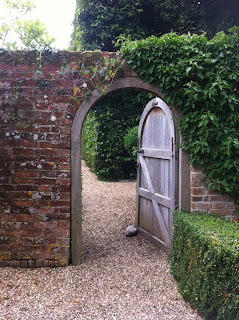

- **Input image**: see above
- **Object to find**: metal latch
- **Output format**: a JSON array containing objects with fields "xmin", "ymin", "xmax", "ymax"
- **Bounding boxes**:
[{"xmin": 137, "ymin": 149, "xmax": 144, "ymax": 154}]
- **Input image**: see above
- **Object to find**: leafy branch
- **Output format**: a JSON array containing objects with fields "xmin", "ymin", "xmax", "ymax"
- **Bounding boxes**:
[{"xmin": 72, "ymin": 54, "xmax": 125, "ymax": 100}]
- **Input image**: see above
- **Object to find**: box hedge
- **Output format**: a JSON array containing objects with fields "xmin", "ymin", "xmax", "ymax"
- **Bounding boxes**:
[
  {"xmin": 124, "ymin": 125, "xmax": 138, "ymax": 161},
  {"xmin": 170, "ymin": 211, "xmax": 239, "ymax": 320}
]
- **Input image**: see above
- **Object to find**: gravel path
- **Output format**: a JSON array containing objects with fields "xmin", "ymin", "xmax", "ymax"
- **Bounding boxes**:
[{"xmin": 0, "ymin": 162, "xmax": 202, "ymax": 320}]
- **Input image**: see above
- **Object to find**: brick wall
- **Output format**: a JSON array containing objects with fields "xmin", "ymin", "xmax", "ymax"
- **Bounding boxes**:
[
  {"xmin": 0, "ymin": 50, "xmax": 237, "ymax": 268},
  {"xmin": 191, "ymin": 166, "xmax": 238, "ymax": 221},
  {"xmin": 0, "ymin": 50, "xmax": 127, "ymax": 267}
]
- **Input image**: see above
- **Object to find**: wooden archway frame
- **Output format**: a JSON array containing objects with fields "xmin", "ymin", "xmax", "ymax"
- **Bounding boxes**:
[{"xmin": 71, "ymin": 77, "xmax": 190, "ymax": 265}]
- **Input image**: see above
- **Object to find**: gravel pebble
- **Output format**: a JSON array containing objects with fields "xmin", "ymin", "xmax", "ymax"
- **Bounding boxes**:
[{"xmin": 0, "ymin": 162, "xmax": 202, "ymax": 320}]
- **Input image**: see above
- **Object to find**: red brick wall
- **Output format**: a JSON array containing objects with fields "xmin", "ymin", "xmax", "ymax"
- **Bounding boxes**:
[
  {"xmin": 0, "ymin": 52, "xmax": 77, "ymax": 267},
  {"xmin": 0, "ymin": 51, "xmax": 237, "ymax": 267},
  {"xmin": 0, "ymin": 51, "xmax": 125, "ymax": 267},
  {"xmin": 191, "ymin": 166, "xmax": 238, "ymax": 221}
]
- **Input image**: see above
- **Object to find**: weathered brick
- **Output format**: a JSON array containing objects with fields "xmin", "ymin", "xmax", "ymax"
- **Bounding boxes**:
[
  {"xmin": 191, "ymin": 170, "xmax": 205, "ymax": 179},
  {"xmin": 19, "ymin": 230, "xmax": 41, "ymax": 237},
  {"xmin": 54, "ymin": 149, "xmax": 70, "ymax": 156},
  {"xmin": 51, "ymin": 200, "xmax": 70, "ymax": 207},
  {"xmin": 207, "ymin": 189, "xmax": 221, "ymax": 196},
  {"xmin": 57, "ymin": 221, "xmax": 70, "ymax": 229},
  {"xmin": 20, "ymin": 259, "xmax": 28, "ymax": 267},
  {"xmin": 0, "ymin": 185, "xmax": 15, "ymax": 191},
  {"xmin": 9, "ymin": 260, "xmax": 21, "ymax": 267},
  {"xmin": 0, "ymin": 170, "xmax": 12, "ymax": 177},
  {"xmin": 16, "ymin": 64, "xmax": 37, "ymax": 71},
  {"xmin": 191, "ymin": 187, "xmax": 207, "ymax": 196},
  {"xmin": 15, "ymin": 171, "xmax": 38, "ymax": 177},
  {"xmin": 209, "ymin": 209, "xmax": 233, "ymax": 216},
  {"xmin": 191, "ymin": 202, "xmax": 211, "ymax": 211},
  {"xmin": 0, "ymin": 63, "xmax": 15, "ymax": 70},
  {"xmin": 33, "ymin": 178, "xmax": 57, "ymax": 185},
  {"xmin": 58, "ymin": 164, "xmax": 70, "ymax": 170},
  {"xmin": 212, "ymin": 202, "xmax": 227, "ymax": 209},
  {"xmin": 210, "ymin": 195, "xmax": 232, "ymax": 202},
  {"xmin": 52, "ymin": 187, "xmax": 70, "ymax": 195},
  {"xmin": 53, "ymin": 228, "xmax": 70, "ymax": 236},
  {"xmin": 32, "ymin": 252, "xmax": 58, "ymax": 260},
  {"xmin": 59, "ymin": 193, "xmax": 71, "ymax": 200},
  {"xmin": 190, "ymin": 179, "xmax": 203, "ymax": 187},
  {"xmin": 56, "ymin": 178, "xmax": 70, "ymax": 186},
  {"xmin": 36, "ymin": 259, "xmax": 44, "ymax": 267},
  {"xmin": 15, "ymin": 200, "xmax": 33, "ymax": 207},
  {"xmin": 43, "ymin": 260, "xmax": 50, "ymax": 267},
  {"xmin": 28, "ymin": 259, "xmax": 36, "ymax": 268},
  {"xmin": 60, "ymin": 209, "xmax": 71, "ymax": 216},
  {"xmin": 0, "ymin": 51, "xmax": 237, "ymax": 269},
  {"xmin": 39, "ymin": 186, "xmax": 52, "ymax": 192},
  {"xmin": 0, "ymin": 260, "xmax": 10, "ymax": 267},
  {"xmin": 226, "ymin": 202, "xmax": 236, "ymax": 209}
]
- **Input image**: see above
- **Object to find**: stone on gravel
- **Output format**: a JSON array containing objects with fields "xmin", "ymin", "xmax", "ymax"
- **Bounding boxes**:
[{"xmin": 125, "ymin": 225, "xmax": 138, "ymax": 237}]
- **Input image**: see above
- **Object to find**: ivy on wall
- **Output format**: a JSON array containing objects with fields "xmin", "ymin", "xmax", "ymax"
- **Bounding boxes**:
[{"xmin": 119, "ymin": 28, "xmax": 239, "ymax": 202}]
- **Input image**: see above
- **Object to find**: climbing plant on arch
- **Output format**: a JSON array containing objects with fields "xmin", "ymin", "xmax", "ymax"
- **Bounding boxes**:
[{"xmin": 119, "ymin": 28, "xmax": 239, "ymax": 203}]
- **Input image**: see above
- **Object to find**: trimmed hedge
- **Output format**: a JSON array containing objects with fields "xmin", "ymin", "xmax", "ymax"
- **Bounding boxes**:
[
  {"xmin": 81, "ymin": 90, "xmax": 152, "ymax": 180},
  {"xmin": 81, "ymin": 110, "xmax": 98, "ymax": 172},
  {"xmin": 124, "ymin": 125, "xmax": 138, "ymax": 161},
  {"xmin": 170, "ymin": 211, "xmax": 239, "ymax": 320}
]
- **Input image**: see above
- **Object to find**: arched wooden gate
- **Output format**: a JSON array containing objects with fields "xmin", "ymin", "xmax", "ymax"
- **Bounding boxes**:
[
  {"xmin": 71, "ymin": 77, "xmax": 190, "ymax": 265},
  {"xmin": 136, "ymin": 97, "xmax": 176, "ymax": 253}
]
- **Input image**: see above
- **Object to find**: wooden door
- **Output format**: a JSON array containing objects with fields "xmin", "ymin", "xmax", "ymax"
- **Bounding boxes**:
[{"xmin": 136, "ymin": 97, "xmax": 176, "ymax": 254}]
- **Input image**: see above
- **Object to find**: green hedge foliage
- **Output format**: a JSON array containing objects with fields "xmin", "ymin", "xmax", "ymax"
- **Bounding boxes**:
[
  {"xmin": 120, "ymin": 28, "xmax": 239, "ymax": 203},
  {"xmin": 71, "ymin": 0, "xmax": 239, "ymax": 51},
  {"xmin": 170, "ymin": 211, "xmax": 239, "ymax": 320},
  {"xmin": 81, "ymin": 111, "xmax": 98, "ymax": 172},
  {"xmin": 124, "ymin": 125, "xmax": 138, "ymax": 161},
  {"xmin": 81, "ymin": 90, "xmax": 152, "ymax": 180}
]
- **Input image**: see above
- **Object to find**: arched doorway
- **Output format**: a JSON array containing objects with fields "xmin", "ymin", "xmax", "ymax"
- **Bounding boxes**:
[{"xmin": 71, "ymin": 77, "xmax": 190, "ymax": 265}]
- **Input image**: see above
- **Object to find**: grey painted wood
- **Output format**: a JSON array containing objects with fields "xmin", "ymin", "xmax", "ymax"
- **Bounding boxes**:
[
  {"xmin": 138, "ymin": 227, "xmax": 171, "ymax": 254},
  {"xmin": 143, "ymin": 148, "xmax": 171, "ymax": 159},
  {"xmin": 136, "ymin": 97, "xmax": 176, "ymax": 252},
  {"xmin": 139, "ymin": 188, "xmax": 171, "ymax": 208},
  {"xmin": 138, "ymin": 152, "xmax": 170, "ymax": 245}
]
